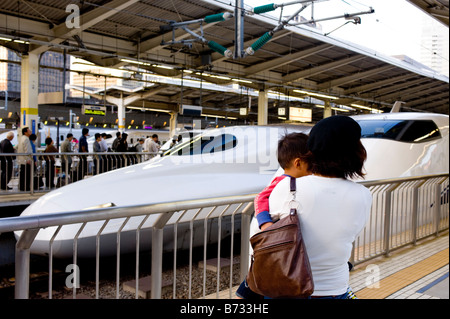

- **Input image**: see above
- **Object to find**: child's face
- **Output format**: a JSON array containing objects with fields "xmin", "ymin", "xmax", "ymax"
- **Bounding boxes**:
[{"xmin": 286, "ymin": 158, "xmax": 310, "ymax": 178}]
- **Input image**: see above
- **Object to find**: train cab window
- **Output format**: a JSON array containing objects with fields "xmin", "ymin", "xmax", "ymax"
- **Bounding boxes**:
[
  {"xmin": 399, "ymin": 120, "xmax": 441, "ymax": 142},
  {"xmin": 359, "ymin": 120, "xmax": 409, "ymax": 140},
  {"xmin": 165, "ymin": 134, "xmax": 237, "ymax": 156},
  {"xmin": 358, "ymin": 120, "xmax": 441, "ymax": 143}
]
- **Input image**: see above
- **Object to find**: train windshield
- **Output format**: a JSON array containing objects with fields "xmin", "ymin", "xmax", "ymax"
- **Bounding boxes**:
[
  {"xmin": 357, "ymin": 120, "xmax": 441, "ymax": 143},
  {"xmin": 163, "ymin": 133, "xmax": 237, "ymax": 156}
]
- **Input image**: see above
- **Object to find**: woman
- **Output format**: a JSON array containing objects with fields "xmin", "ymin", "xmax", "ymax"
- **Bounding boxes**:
[
  {"xmin": 267, "ymin": 115, "xmax": 372, "ymax": 299},
  {"xmin": 44, "ymin": 137, "xmax": 58, "ymax": 188}
]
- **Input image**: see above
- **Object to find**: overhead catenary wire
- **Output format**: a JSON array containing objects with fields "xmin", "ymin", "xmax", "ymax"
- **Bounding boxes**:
[{"xmin": 244, "ymin": 2, "xmax": 311, "ymax": 56}]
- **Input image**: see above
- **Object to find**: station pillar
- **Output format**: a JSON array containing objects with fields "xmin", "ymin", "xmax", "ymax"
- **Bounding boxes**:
[
  {"xmin": 20, "ymin": 52, "xmax": 40, "ymax": 134},
  {"xmin": 169, "ymin": 111, "xmax": 178, "ymax": 138},
  {"xmin": 323, "ymin": 100, "xmax": 332, "ymax": 118},
  {"xmin": 257, "ymin": 90, "xmax": 268, "ymax": 125},
  {"xmin": 117, "ymin": 93, "xmax": 126, "ymax": 133}
]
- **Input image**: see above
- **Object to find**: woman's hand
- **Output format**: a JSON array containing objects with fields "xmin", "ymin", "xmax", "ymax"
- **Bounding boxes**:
[{"xmin": 260, "ymin": 222, "xmax": 274, "ymax": 231}]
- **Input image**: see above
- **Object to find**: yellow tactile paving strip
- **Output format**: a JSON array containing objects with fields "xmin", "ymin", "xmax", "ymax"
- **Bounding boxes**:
[{"xmin": 356, "ymin": 248, "xmax": 449, "ymax": 299}]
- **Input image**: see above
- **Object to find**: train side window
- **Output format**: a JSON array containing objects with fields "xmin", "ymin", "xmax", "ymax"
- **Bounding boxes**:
[
  {"xmin": 168, "ymin": 134, "xmax": 237, "ymax": 156},
  {"xmin": 399, "ymin": 120, "xmax": 441, "ymax": 143},
  {"xmin": 201, "ymin": 134, "xmax": 237, "ymax": 154}
]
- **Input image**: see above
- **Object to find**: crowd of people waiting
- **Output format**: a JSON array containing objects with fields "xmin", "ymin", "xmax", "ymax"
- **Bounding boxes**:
[{"xmin": 0, "ymin": 127, "xmax": 165, "ymax": 191}]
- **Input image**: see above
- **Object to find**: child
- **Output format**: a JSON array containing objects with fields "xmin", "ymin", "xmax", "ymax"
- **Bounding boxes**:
[
  {"xmin": 236, "ymin": 132, "xmax": 310, "ymax": 299},
  {"xmin": 253, "ymin": 132, "xmax": 310, "ymax": 231},
  {"xmin": 236, "ymin": 132, "xmax": 358, "ymax": 299}
]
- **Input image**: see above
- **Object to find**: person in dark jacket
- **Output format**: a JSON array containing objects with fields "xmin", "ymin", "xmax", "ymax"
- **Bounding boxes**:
[
  {"xmin": 74, "ymin": 128, "xmax": 89, "ymax": 182},
  {"xmin": 116, "ymin": 133, "xmax": 128, "ymax": 168},
  {"xmin": 0, "ymin": 131, "xmax": 15, "ymax": 190},
  {"xmin": 44, "ymin": 137, "xmax": 58, "ymax": 188}
]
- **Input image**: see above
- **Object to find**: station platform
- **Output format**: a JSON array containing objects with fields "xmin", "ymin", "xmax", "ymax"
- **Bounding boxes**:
[
  {"xmin": 349, "ymin": 233, "xmax": 448, "ymax": 299},
  {"xmin": 206, "ymin": 233, "xmax": 449, "ymax": 299}
]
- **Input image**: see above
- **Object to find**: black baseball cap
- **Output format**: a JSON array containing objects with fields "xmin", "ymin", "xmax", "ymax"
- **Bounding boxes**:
[{"xmin": 307, "ymin": 115, "xmax": 361, "ymax": 155}]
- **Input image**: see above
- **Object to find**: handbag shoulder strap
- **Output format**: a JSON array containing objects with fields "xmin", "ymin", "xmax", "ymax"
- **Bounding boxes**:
[
  {"xmin": 290, "ymin": 176, "xmax": 296, "ymax": 192},
  {"xmin": 289, "ymin": 176, "xmax": 299, "ymax": 216}
]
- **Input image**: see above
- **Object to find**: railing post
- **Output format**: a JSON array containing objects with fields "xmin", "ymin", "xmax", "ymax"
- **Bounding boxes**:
[
  {"xmin": 240, "ymin": 202, "xmax": 254, "ymax": 282},
  {"xmin": 434, "ymin": 178, "xmax": 447, "ymax": 236},
  {"xmin": 411, "ymin": 180, "xmax": 427, "ymax": 245},
  {"xmin": 411, "ymin": 183, "xmax": 419, "ymax": 245},
  {"xmin": 383, "ymin": 183, "xmax": 399, "ymax": 257},
  {"xmin": 30, "ymin": 154, "xmax": 34, "ymax": 194},
  {"xmin": 15, "ymin": 228, "xmax": 39, "ymax": 299},
  {"xmin": 151, "ymin": 226, "xmax": 163, "ymax": 299},
  {"xmin": 151, "ymin": 211, "xmax": 175, "ymax": 299}
]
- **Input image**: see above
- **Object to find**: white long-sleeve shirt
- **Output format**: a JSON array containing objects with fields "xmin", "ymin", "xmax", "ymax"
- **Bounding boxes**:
[
  {"xmin": 250, "ymin": 175, "xmax": 372, "ymax": 296},
  {"xmin": 143, "ymin": 138, "xmax": 160, "ymax": 159},
  {"xmin": 17, "ymin": 135, "xmax": 33, "ymax": 165}
]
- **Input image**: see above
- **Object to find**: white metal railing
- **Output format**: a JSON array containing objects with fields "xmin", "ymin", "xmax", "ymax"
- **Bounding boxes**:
[
  {"xmin": 0, "ymin": 173, "xmax": 448, "ymax": 299},
  {"xmin": 0, "ymin": 152, "xmax": 159, "ymax": 194}
]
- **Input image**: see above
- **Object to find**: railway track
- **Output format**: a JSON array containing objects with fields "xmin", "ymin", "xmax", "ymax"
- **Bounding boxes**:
[{"xmin": 0, "ymin": 237, "xmax": 241, "ymax": 299}]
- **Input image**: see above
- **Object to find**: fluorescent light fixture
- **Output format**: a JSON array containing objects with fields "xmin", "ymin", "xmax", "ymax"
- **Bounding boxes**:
[
  {"xmin": 0, "ymin": 37, "xmax": 12, "ymax": 41},
  {"xmin": 120, "ymin": 58, "xmax": 151, "ymax": 66},
  {"xmin": 351, "ymin": 104, "xmax": 383, "ymax": 113},
  {"xmin": 120, "ymin": 59, "xmax": 174, "ymax": 70},
  {"xmin": 202, "ymin": 113, "xmax": 237, "ymax": 120},
  {"xmin": 232, "ymin": 78, "xmax": 253, "ymax": 84},
  {"xmin": 152, "ymin": 64, "xmax": 174, "ymax": 70},
  {"xmin": 315, "ymin": 104, "xmax": 350, "ymax": 112},
  {"xmin": 210, "ymin": 75, "xmax": 231, "ymax": 80},
  {"xmin": 351, "ymin": 103, "xmax": 372, "ymax": 110},
  {"xmin": 126, "ymin": 106, "xmax": 172, "ymax": 113},
  {"xmin": 293, "ymin": 89, "xmax": 338, "ymax": 100}
]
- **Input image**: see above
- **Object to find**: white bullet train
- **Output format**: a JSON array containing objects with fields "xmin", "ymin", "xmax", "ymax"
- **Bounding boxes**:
[{"xmin": 14, "ymin": 112, "xmax": 449, "ymax": 258}]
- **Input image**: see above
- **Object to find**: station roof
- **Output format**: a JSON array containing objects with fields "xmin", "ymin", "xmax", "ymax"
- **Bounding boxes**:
[
  {"xmin": 406, "ymin": 0, "xmax": 449, "ymax": 26},
  {"xmin": 0, "ymin": 0, "xmax": 448, "ymax": 120}
]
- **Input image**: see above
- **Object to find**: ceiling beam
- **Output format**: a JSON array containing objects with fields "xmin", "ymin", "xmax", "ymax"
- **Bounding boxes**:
[
  {"xmin": 30, "ymin": 0, "xmax": 140, "ymax": 55},
  {"xmin": 376, "ymin": 83, "xmax": 444, "ymax": 101},
  {"xmin": 344, "ymin": 74, "xmax": 418, "ymax": 95},
  {"xmin": 318, "ymin": 65, "xmax": 394, "ymax": 90},
  {"xmin": 359, "ymin": 78, "xmax": 429, "ymax": 98},
  {"xmin": 282, "ymin": 55, "xmax": 366, "ymax": 83},
  {"xmin": 243, "ymin": 44, "xmax": 333, "ymax": 76},
  {"xmin": 0, "ymin": 13, "xmax": 136, "ymax": 58},
  {"xmin": 406, "ymin": 91, "xmax": 449, "ymax": 107}
]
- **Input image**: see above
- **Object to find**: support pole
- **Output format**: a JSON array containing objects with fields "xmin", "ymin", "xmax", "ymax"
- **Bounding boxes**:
[
  {"xmin": 235, "ymin": 0, "xmax": 244, "ymax": 59},
  {"xmin": 257, "ymin": 89, "xmax": 268, "ymax": 125},
  {"xmin": 118, "ymin": 92, "xmax": 125, "ymax": 133},
  {"xmin": 169, "ymin": 111, "xmax": 178, "ymax": 138},
  {"xmin": 20, "ymin": 52, "xmax": 39, "ymax": 134},
  {"xmin": 323, "ymin": 100, "xmax": 332, "ymax": 118}
]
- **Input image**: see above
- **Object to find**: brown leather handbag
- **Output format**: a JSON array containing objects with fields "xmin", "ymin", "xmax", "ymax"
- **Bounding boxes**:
[{"xmin": 246, "ymin": 176, "xmax": 314, "ymax": 298}]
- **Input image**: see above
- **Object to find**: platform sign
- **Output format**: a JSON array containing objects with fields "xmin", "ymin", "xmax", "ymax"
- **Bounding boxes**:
[
  {"xmin": 289, "ymin": 107, "xmax": 312, "ymax": 122},
  {"xmin": 82, "ymin": 105, "xmax": 106, "ymax": 116}
]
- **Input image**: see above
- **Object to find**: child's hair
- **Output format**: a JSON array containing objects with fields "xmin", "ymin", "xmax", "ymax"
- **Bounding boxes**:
[{"xmin": 277, "ymin": 132, "xmax": 309, "ymax": 169}]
